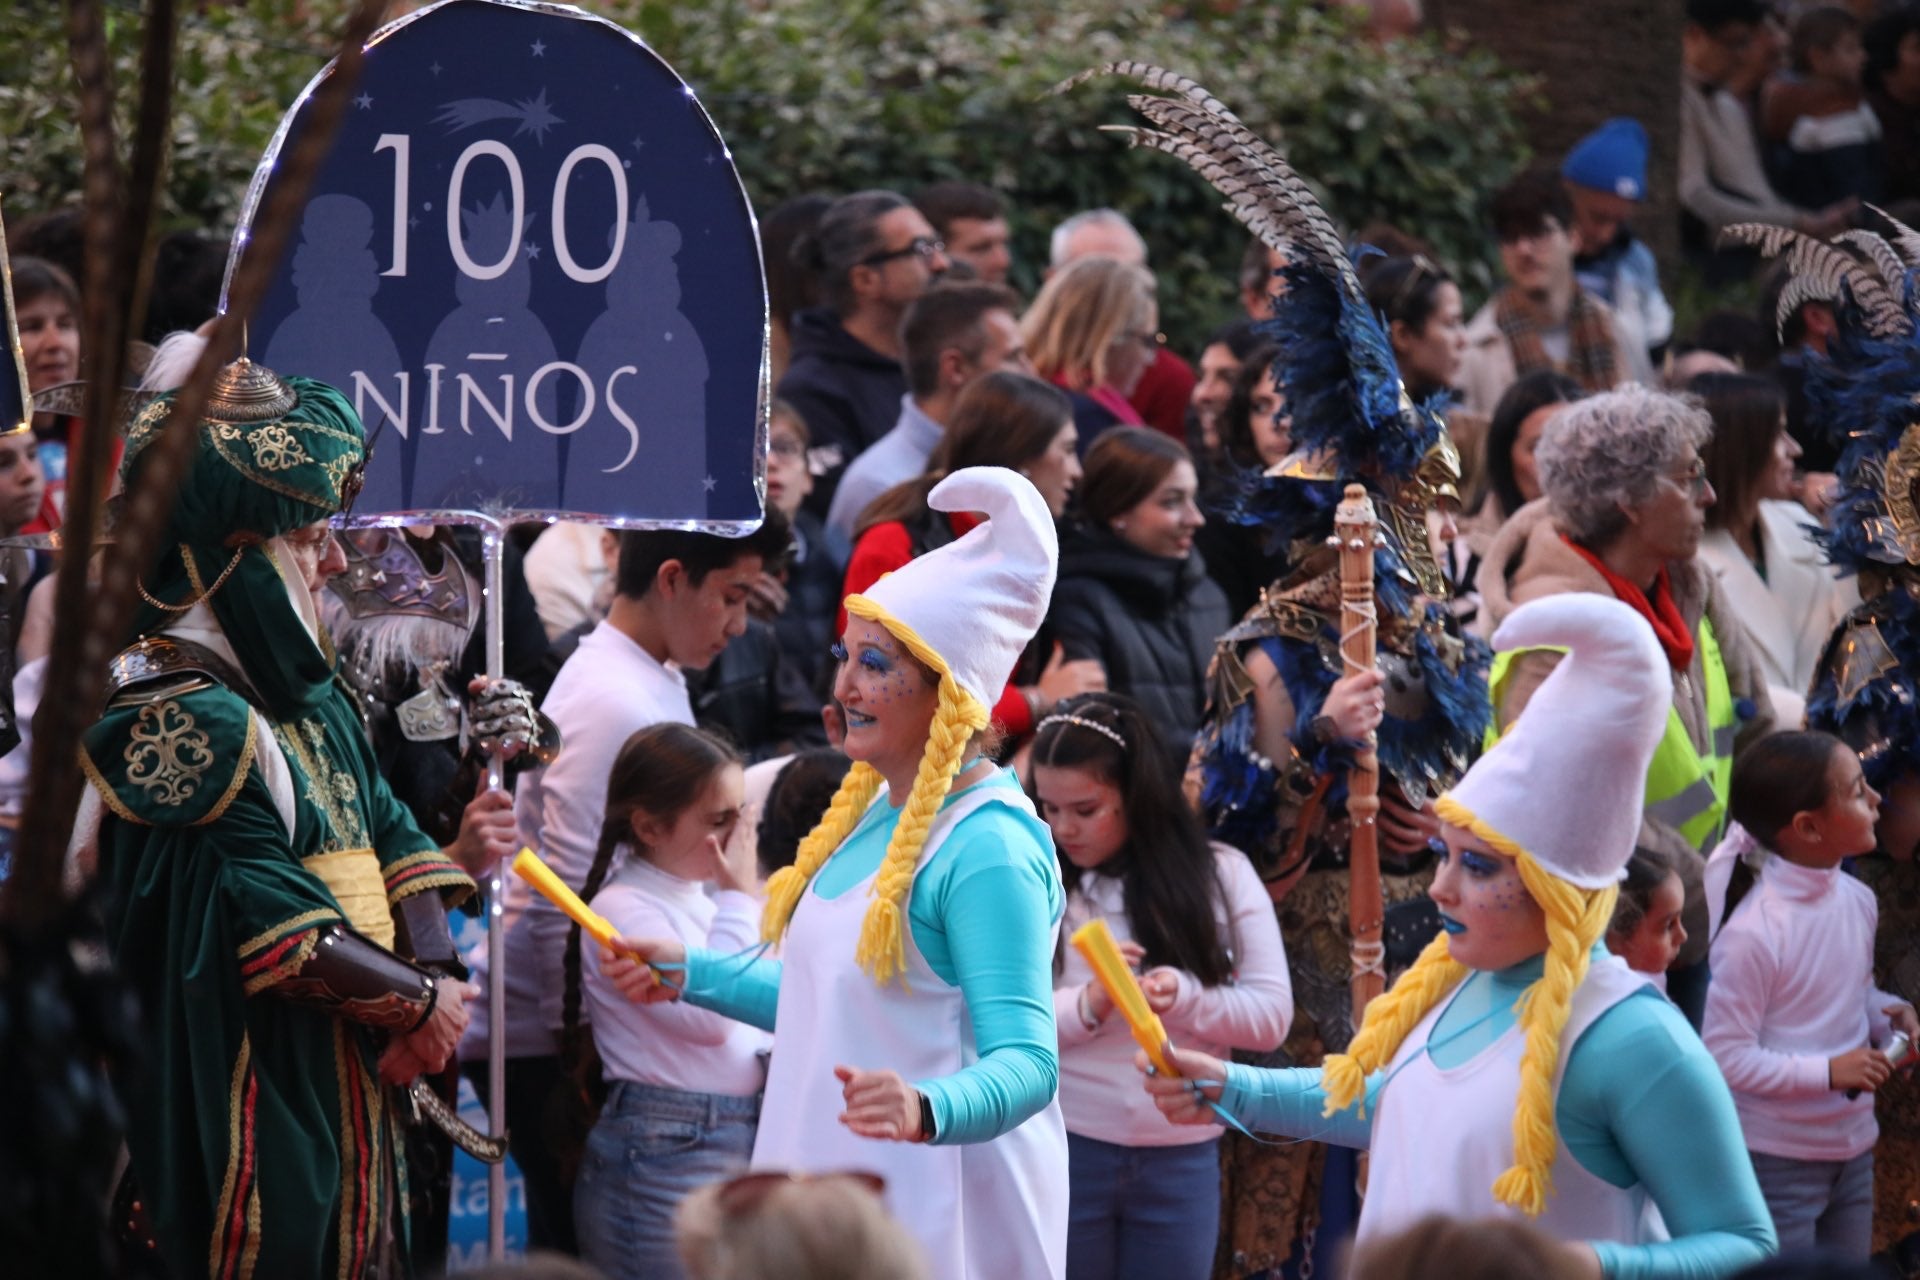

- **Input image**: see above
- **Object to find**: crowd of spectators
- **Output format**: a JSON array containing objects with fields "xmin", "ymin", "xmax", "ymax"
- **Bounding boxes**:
[{"xmin": 8, "ymin": 1, "xmax": 1920, "ymax": 1277}]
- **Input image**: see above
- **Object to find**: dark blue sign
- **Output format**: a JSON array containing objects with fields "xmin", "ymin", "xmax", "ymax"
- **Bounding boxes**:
[
  {"xmin": 223, "ymin": 0, "xmax": 766, "ymax": 529},
  {"xmin": 0, "ymin": 219, "xmax": 28, "ymax": 437}
]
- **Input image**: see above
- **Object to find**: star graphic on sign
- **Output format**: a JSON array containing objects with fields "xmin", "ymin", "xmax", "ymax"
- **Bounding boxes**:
[
  {"xmin": 430, "ymin": 60, "xmax": 444, "ymax": 77},
  {"xmin": 524, "ymin": 241, "xmax": 543, "ymax": 261},
  {"xmin": 631, "ymin": 135, "xmax": 645, "ymax": 151},
  {"xmin": 530, "ymin": 38, "xmax": 546, "ymax": 56},
  {"xmin": 354, "ymin": 92, "xmax": 373, "ymax": 110},
  {"xmin": 407, "ymin": 214, "xmax": 419, "ymax": 229},
  {"xmin": 703, "ymin": 476, "xmax": 717, "ymax": 493}
]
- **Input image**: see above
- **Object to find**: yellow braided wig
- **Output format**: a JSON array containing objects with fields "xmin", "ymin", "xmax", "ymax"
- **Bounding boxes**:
[
  {"xmin": 1319, "ymin": 792, "xmax": 1618, "ymax": 1217},
  {"xmin": 759, "ymin": 593, "xmax": 990, "ymax": 984}
]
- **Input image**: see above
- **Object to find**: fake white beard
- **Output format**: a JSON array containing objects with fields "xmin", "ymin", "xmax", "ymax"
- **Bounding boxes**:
[
  {"xmin": 319, "ymin": 589, "xmax": 471, "ymax": 682},
  {"xmin": 139, "ymin": 330, "xmax": 211, "ymax": 393}
]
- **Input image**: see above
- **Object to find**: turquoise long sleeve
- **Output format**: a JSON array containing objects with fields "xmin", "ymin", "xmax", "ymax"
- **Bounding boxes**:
[
  {"xmin": 687, "ymin": 774, "xmax": 1063, "ymax": 1146},
  {"xmin": 911, "ymin": 854, "xmax": 1062, "ymax": 1144},
  {"xmin": 681, "ymin": 949, "xmax": 782, "ymax": 1031},
  {"xmin": 1568, "ymin": 996, "xmax": 1777, "ymax": 1280},
  {"xmin": 1219, "ymin": 1063, "xmax": 1378, "ymax": 1150},
  {"xmin": 1213, "ymin": 951, "xmax": 1774, "ymax": 1280}
]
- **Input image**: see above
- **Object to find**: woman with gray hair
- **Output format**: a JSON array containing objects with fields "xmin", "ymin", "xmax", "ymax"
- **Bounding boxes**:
[{"xmin": 1479, "ymin": 383, "xmax": 1776, "ymax": 1027}]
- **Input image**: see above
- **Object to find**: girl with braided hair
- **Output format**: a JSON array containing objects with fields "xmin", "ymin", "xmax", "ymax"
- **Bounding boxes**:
[
  {"xmin": 1144, "ymin": 594, "xmax": 1778, "ymax": 1279},
  {"xmin": 564, "ymin": 723, "xmax": 766, "ymax": 1280},
  {"xmin": 602, "ymin": 467, "xmax": 1070, "ymax": 1280}
]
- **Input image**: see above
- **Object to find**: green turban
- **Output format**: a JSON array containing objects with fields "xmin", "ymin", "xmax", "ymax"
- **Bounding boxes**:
[{"xmin": 123, "ymin": 362, "xmax": 366, "ymax": 718}]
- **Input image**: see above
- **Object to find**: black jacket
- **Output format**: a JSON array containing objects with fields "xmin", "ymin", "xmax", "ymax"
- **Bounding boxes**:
[
  {"xmin": 1044, "ymin": 526, "xmax": 1231, "ymax": 750},
  {"xmin": 775, "ymin": 307, "xmax": 907, "ymax": 519},
  {"xmin": 684, "ymin": 618, "xmax": 830, "ymax": 763}
]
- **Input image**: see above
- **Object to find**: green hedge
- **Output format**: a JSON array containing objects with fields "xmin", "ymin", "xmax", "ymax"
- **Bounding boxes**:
[{"xmin": 1, "ymin": 0, "xmax": 1536, "ymax": 352}]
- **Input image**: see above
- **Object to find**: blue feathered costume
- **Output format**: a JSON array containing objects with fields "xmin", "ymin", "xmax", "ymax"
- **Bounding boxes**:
[{"xmin": 1059, "ymin": 63, "xmax": 1492, "ymax": 1279}]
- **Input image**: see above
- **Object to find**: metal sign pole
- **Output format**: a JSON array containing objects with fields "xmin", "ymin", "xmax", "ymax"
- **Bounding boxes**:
[{"xmin": 482, "ymin": 518, "xmax": 509, "ymax": 1259}]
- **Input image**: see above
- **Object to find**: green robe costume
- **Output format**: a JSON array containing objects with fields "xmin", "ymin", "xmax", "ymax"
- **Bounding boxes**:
[{"xmin": 82, "ymin": 372, "xmax": 473, "ymax": 1280}]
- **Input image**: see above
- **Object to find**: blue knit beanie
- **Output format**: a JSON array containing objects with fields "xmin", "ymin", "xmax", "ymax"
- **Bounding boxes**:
[{"xmin": 1561, "ymin": 118, "xmax": 1648, "ymax": 201}]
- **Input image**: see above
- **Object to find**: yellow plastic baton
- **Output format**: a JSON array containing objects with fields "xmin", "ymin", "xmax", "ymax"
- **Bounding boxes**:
[
  {"xmin": 511, "ymin": 847, "xmax": 623, "ymax": 954},
  {"xmin": 1070, "ymin": 917, "xmax": 1180, "ymax": 1078}
]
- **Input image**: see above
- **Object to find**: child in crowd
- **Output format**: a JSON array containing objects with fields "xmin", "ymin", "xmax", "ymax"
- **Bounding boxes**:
[
  {"xmin": 763, "ymin": 399, "xmax": 849, "ymax": 696},
  {"xmin": 1703, "ymin": 730, "xmax": 1919, "ymax": 1258},
  {"xmin": 1030, "ymin": 693, "xmax": 1291, "ymax": 1280},
  {"xmin": 753, "ymin": 747, "xmax": 851, "ymax": 878},
  {"xmin": 1761, "ymin": 5, "xmax": 1882, "ymax": 209},
  {"xmin": 1605, "ymin": 846, "xmax": 1688, "ymax": 989},
  {"xmin": 563, "ymin": 723, "xmax": 769, "ymax": 1280}
]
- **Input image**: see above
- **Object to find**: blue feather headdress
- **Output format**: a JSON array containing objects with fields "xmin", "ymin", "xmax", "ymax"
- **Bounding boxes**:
[
  {"xmin": 1053, "ymin": 63, "xmax": 1452, "ymax": 513},
  {"xmin": 1720, "ymin": 216, "xmax": 1920, "ymax": 579},
  {"xmin": 1722, "ymin": 214, "xmax": 1920, "ymax": 781}
]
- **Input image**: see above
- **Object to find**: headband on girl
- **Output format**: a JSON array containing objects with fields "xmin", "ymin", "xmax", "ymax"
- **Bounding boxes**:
[{"xmin": 1036, "ymin": 712, "xmax": 1127, "ymax": 752}]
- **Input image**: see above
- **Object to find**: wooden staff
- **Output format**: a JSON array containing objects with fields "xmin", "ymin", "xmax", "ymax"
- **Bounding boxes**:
[{"xmin": 1334, "ymin": 483, "xmax": 1385, "ymax": 1017}]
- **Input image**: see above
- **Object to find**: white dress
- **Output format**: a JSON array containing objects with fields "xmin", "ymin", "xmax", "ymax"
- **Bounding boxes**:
[{"xmin": 749, "ymin": 784, "xmax": 1070, "ymax": 1280}]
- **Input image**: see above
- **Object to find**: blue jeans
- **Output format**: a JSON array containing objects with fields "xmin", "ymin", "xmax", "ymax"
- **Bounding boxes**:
[
  {"xmin": 1749, "ymin": 1149, "xmax": 1874, "ymax": 1258},
  {"xmin": 573, "ymin": 1080, "xmax": 760, "ymax": 1280},
  {"xmin": 1067, "ymin": 1131, "xmax": 1221, "ymax": 1280}
]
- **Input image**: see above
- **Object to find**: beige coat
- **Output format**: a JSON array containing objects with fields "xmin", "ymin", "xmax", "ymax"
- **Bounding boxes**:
[
  {"xmin": 1480, "ymin": 500, "xmax": 1778, "ymax": 968},
  {"xmin": 1697, "ymin": 500, "xmax": 1858, "ymax": 728}
]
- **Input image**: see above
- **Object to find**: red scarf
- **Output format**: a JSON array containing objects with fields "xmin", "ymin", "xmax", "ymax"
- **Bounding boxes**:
[{"xmin": 1562, "ymin": 536, "xmax": 1695, "ymax": 671}]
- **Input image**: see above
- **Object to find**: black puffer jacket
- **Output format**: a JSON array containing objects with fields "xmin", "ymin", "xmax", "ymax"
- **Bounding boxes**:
[
  {"xmin": 775, "ymin": 307, "xmax": 907, "ymax": 519},
  {"xmin": 1044, "ymin": 526, "xmax": 1232, "ymax": 750}
]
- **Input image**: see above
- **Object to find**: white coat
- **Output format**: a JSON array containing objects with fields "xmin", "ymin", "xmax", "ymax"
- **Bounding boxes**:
[{"xmin": 1697, "ymin": 500, "xmax": 1856, "ymax": 728}]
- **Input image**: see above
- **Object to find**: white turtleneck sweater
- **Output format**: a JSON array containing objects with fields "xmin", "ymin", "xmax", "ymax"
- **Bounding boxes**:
[
  {"xmin": 583, "ymin": 855, "xmax": 770, "ymax": 1097},
  {"xmin": 1703, "ymin": 853, "xmax": 1899, "ymax": 1161}
]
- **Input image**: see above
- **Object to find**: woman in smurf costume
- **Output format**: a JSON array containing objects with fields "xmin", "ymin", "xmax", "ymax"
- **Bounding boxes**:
[{"xmin": 1147, "ymin": 593, "xmax": 1779, "ymax": 1279}]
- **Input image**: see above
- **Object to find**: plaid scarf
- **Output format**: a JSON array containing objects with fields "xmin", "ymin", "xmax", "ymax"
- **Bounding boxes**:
[{"xmin": 1493, "ymin": 284, "xmax": 1619, "ymax": 392}]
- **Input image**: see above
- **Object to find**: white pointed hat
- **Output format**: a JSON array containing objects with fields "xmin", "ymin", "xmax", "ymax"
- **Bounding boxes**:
[
  {"xmin": 1436, "ymin": 593, "xmax": 1670, "ymax": 888},
  {"xmin": 845, "ymin": 465, "xmax": 1058, "ymax": 714}
]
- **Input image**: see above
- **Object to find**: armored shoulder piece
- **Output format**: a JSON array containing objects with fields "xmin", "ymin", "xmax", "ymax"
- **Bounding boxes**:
[{"xmin": 81, "ymin": 637, "xmax": 261, "ymax": 827}]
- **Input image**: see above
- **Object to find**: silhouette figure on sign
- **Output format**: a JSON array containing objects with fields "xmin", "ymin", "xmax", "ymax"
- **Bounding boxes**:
[
  {"xmin": 421, "ymin": 193, "xmax": 561, "ymax": 510},
  {"xmin": 264, "ymin": 194, "xmax": 408, "ymax": 511},
  {"xmin": 575, "ymin": 196, "xmax": 709, "ymax": 518}
]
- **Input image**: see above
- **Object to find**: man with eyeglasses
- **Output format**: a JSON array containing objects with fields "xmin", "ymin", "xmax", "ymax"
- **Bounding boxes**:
[{"xmin": 776, "ymin": 191, "xmax": 949, "ymax": 520}]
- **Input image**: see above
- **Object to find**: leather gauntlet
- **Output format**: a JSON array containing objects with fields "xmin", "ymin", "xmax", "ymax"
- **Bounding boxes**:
[{"xmin": 272, "ymin": 924, "xmax": 438, "ymax": 1032}]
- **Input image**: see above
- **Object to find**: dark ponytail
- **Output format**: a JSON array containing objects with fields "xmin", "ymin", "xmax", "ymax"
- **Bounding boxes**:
[
  {"xmin": 1028, "ymin": 692, "xmax": 1234, "ymax": 987},
  {"xmin": 1720, "ymin": 729, "xmax": 1846, "ymax": 935},
  {"xmin": 553, "ymin": 722, "xmax": 742, "ymax": 1175}
]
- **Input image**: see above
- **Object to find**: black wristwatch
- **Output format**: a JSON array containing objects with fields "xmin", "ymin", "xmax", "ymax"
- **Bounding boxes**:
[{"xmin": 917, "ymin": 1090, "xmax": 938, "ymax": 1144}]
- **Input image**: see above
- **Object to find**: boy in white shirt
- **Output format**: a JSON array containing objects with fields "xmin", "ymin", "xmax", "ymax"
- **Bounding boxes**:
[{"xmin": 463, "ymin": 509, "xmax": 791, "ymax": 1252}]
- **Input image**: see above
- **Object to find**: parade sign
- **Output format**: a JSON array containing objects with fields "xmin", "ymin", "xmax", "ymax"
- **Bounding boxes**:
[
  {"xmin": 0, "ymin": 212, "xmax": 29, "ymax": 437},
  {"xmin": 222, "ymin": 0, "xmax": 766, "ymax": 529}
]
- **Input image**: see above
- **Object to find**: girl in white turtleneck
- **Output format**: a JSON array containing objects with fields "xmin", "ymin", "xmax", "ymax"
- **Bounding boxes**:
[{"xmin": 1704, "ymin": 730, "xmax": 1919, "ymax": 1259}]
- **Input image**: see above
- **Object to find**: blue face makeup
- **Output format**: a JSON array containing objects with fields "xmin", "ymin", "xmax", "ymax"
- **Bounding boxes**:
[
  {"xmin": 1438, "ymin": 914, "xmax": 1467, "ymax": 934},
  {"xmin": 858, "ymin": 647, "xmax": 894, "ymax": 675},
  {"xmin": 829, "ymin": 641, "xmax": 848, "ymax": 665},
  {"xmin": 1459, "ymin": 850, "xmax": 1502, "ymax": 878}
]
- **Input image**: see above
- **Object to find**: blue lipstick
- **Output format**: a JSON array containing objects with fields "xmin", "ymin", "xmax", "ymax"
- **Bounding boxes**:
[{"xmin": 1438, "ymin": 913, "xmax": 1467, "ymax": 935}]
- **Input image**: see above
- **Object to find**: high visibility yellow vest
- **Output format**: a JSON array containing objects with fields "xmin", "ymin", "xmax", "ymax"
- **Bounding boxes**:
[{"xmin": 1486, "ymin": 616, "xmax": 1734, "ymax": 851}]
